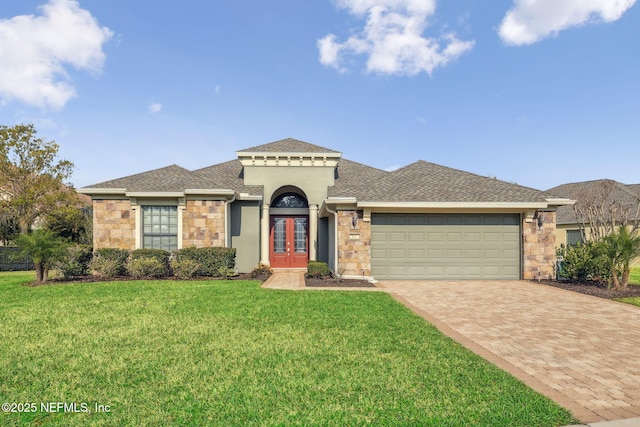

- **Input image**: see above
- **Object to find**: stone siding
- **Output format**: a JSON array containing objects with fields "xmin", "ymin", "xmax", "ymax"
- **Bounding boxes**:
[
  {"xmin": 182, "ymin": 200, "xmax": 225, "ymax": 247},
  {"xmin": 93, "ymin": 200, "xmax": 135, "ymax": 250},
  {"xmin": 336, "ymin": 210, "xmax": 371, "ymax": 277},
  {"xmin": 523, "ymin": 211, "xmax": 557, "ymax": 280}
]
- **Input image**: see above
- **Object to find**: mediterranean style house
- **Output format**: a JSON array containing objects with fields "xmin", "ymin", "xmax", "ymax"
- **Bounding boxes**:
[{"xmin": 79, "ymin": 138, "xmax": 573, "ymax": 280}]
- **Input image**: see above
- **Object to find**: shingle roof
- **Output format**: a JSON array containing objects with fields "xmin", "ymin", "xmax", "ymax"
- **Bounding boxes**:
[
  {"xmin": 194, "ymin": 160, "xmax": 263, "ymax": 195},
  {"xmin": 239, "ymin": 138, "xmax": 340, "ymax": 154},
  {"xmin": 627, "ymin": 184, "xmax": 640, "ymax": 196},
  {"xmin": 328, "ymin": 159, "xmax": 390, "ymax": 197},
  {"xmin": 84, "ymin": 164, "xmax": 209, "ymax": 193},
  {"xmin": 82, "ymin": 139, "xmax": 553, "ymax": 204},
  {"xmin": 331, "ymin": 160, "xmax": 551, "ymax": 203},
  {"xmin": 547, "ymin": 179, "xmax": 640, "ymax": 224}
]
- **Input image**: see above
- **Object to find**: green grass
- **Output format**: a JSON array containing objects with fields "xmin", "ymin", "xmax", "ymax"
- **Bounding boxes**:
[
  {"xmin": 630, "ymin": 266, "xmax": 640, "ymax": 286},
  {"xmin": 0, "ymin": 272, "xmax": 576, "ymax": 426}
]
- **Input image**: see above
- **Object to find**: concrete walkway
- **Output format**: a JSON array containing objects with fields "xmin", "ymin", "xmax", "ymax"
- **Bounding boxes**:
[
  {"xmin": 379, "ymin": 280, "xmax": 640, "ymax": 424},
  {"xmin": 262, "ymin": 273, "xmax": 640, "ymax": 424}
]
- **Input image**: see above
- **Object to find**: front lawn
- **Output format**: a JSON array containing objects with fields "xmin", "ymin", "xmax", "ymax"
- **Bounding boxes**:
[
  {"xmin": 630, "ymin": 266, "xmax": 640, "ymax": 285},
  {"xmin": 0, "ymin": 273, "xmax": 576, "ymax": 426}
]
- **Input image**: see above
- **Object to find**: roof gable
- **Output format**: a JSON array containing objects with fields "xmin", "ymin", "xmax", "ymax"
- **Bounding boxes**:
[{"xmin": 238, "ymin": 138, "xmax": 339, "ymax": 154}]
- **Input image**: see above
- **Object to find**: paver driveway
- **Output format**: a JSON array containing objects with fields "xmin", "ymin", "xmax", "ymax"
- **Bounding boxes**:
[{"xmin": 379, "ymin": 280, "xmax": 640, "ymax": 424}]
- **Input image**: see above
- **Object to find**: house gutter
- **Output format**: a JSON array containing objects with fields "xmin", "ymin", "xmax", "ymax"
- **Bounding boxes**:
[
  {"xmin": 323, "ymin": 203, "xmax": 339, "ymax": 274},
  {"xmin": 224, "ymin": 193, "xmax": 236, "ymax": 248}
]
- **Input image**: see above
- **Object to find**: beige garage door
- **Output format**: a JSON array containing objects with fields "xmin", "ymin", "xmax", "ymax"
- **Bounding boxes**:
[{"xmin": 371, "ymin": 213, "xmax": 521, "ymax": 280}]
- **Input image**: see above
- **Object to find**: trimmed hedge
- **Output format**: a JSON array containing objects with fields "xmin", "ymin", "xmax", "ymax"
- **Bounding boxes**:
[
  {"xmin": 128, "ymin": 257, "xmax": 167, "ymax": 278},
  {"xmin": 173, "ymin": 247, "xmax": 236, "ymax": 277},
  {"xmin": 55, "ymin": 245, "xmax": 93, "ymax": 279},
  {"xmin": 307, "ymin": 261, "xmax": 330, "ymax": 278},
  {"xmin": 171, "ymin": 258, "xmax": 200, "ymax": 279},
  {"xmin": 90, "ymin": 248, "xmax": 129, "ymax": 277},
  {"xmin": 129, "ymin": 248, "xmax": 170, "ymax": 277}
]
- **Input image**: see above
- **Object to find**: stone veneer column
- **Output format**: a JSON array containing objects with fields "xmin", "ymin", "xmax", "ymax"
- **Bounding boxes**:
[
  {"xmin": 522, "ymin": 211, "xmax": 557, "ymax": 280},
  {"xmin": 182, "ymin": 200, "xmax": 226, "ymax": 247},
  {"xmin": 336, "ymin": 210, "xmax": 371, "ymax": 277},
  {"xmin": 93, "ymin": 200, "xmax": 136, "ymax": 250},
  {"xmin": 260, "ymin": 203, "xmax": 270, "ymax": 265}
]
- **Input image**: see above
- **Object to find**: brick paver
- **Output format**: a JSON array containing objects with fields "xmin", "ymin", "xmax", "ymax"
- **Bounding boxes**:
[{"xmin": 379, "ymin": 280, "xmax": 640, "ymax": 423}]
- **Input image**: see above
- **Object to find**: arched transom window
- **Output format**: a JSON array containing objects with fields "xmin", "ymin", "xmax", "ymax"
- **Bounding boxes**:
[{"xmin": 271, "ymin": 192, "xmax": 308, "ymax": 208}]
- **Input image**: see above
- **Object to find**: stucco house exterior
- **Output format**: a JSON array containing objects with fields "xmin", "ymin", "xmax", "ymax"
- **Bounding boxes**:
[{"xmin": 79, "ymin": 138, "xmax": 573, "ymax": 280}]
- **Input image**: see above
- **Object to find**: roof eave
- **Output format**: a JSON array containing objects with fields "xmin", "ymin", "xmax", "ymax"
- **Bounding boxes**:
[
  {"xmin": 77, "ymin": 187, "xmax": 127, "ymax": 195},
  {"xmin": 545, "ymin": 198, "xmax": 575, "ymax": 207},
  {"xmin": 356, "ymin": 201, "xmax": 552, "ymax": 209}
]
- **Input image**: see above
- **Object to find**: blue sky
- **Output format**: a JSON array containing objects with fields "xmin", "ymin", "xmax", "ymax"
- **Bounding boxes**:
[{"xmin": 1, "ymin": 0, "xmax": 638, "ymax": 191}]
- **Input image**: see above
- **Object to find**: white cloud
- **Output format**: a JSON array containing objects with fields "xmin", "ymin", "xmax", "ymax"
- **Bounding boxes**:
[
  {"xmin": 318, "ymin": 0, "xmax": 474, "ymax": 76},
  {"xmin": 0, "ymin": 0, "xmax": 113, "ymax": 109},
  {"xmin": 499, "ymin": 0, "xmax": 637, "ymax": 46},
  {"xmin": 148, "ymin": 102, "xmax": 162, "ymax": 114}
]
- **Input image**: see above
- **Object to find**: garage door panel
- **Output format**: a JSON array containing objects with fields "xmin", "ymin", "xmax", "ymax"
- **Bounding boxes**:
[
  {"xmin": 371, "ymin": 213, "xmax": 520, "ymax": 280},
  {"xmin": 389, "ymin": 248, "xmax": 406, "ymax": 259}
]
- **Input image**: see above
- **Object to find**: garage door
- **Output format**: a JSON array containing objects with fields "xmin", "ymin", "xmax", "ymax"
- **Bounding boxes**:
[{"xmin": 371, "ymin": 213, "xmax": 520, "ymax": 280}]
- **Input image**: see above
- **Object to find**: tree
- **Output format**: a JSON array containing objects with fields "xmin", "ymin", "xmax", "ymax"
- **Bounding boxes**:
[
  {"xmin": 571, "ymin": 180, "xmax": 640, "ymax": 242},
  {"xmin": 44, "ymin": 205, "xmax": 93, "ymax": 244},
  {"xmin": 14, "ymin": 230, "xmax": 66, "ymax": 282},
  {"xmin": 0, "ymin": 206, "xmax": 19, "ymax": 245},
  {"xmin": 602, "ymin": 226, "xmax": 640, "ymax": 289},
  {"xmin": 0, "ymin": 124, "xmax": 75, "ymax": 234}
]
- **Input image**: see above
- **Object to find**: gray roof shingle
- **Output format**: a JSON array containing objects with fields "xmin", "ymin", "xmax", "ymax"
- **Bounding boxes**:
[
  {"xmin": 239, "ymin": 138, "xmax": 340, "ymax": 154},
  {"xmin": 193, "ymin": 160, "xmax": 263, "ymax": 195},
  {"xmin": 82, "ymin": 139, "xmax": 554, "ymax": 204},
  {"xmin": 84, "ymin": 164, "xmax": 209, "ymax": 193},
  {"xmin": 547, "ymin": 179, "xmax": 640, "ymax": 224},
  {"xmin": 331, "ymin": 160, "xmax": 551, "ymax": 203}
]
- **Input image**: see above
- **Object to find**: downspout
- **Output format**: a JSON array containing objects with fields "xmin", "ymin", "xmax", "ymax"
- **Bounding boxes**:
[
  {"xmin": 224, "ymin": 193, "xmax": 236, "ymax": 248},
  {"xmin": 324, "ymin": 203, "xmax": 339, "ymax": 274}
]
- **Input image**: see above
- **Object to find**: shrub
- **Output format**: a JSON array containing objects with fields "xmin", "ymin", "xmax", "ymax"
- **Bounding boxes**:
[
  {"xmin": 130, "ymin": 248, "xmax": 170, "ymax": 277},
  {"xmin": 307, "ymin": 261, "xmax": 330, "ymax": 278},
  {"xmin": 128, "ymin": 257, "xmax": 167, "ymax": 278},
  {"xmin": 173, "ymin": 247, "xmax": 236, "ymax": 277},
  {"xmin": 250, "ymin": 263, "xmax": 272, "ymax": 279},
  {"xmin": 55, "ymin": 244, "xmax": 93, "ymax": 278},
  {"xmin": 557, "ymin": 241, "xmax": 610, "ymax": 284},
  {"xmin": 90, "ymin": 248, "xmax": 129, "ymax": 277},
  {"xmin": 171, "ymin": 258, "xmax": 200, "ymax": 279}
]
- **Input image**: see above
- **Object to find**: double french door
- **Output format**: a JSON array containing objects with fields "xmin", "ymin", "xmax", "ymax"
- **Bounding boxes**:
[{"xmin": 270, "ymin": 216, "xmax": 308, "ymax": 268}]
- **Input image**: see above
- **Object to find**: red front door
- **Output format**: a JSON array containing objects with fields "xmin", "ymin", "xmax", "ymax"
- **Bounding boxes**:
[{"xmin": 270, "ymin": 216, "xmax": 308, "ymax": 268}]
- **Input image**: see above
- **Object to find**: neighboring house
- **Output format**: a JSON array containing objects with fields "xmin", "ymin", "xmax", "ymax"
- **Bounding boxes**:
[
  {"xmin": 79, "ymin": 138, "xmax": 572, "ymax": 280},
  {"xmin": 547, "ymin": 180, "xmax": 640, "ymax": 267}
]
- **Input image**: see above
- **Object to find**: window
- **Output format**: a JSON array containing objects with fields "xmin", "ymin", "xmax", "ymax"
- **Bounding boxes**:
[
  {"xmin": 142, "ymin": 206, "xmax": 178, "ymax": 251},
  {"xmin": 566, "ymin": 230, "xmax": 584, "ymax": 246},
  {"xmin": 271, "ymin": 192, "xmax": 308, "ymax": 208}
]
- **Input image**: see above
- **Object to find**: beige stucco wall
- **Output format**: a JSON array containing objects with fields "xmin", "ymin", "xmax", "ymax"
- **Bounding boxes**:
[
  {"xmin": 523, "ymin": 211, "xmax": 557, "ymax": 280},
  {"xmin": 93, "ymin": 200, "xmax": 135, "ymax": 250},
  {"xmin": 230, "ymin": 201, "xmax": 260, "ymax": 273},
  {"xmin": 336, "ymin": 210, "xmax": 371, "ymax": 277},
  {"xmin": 182, "ymin": 200, "xmax": 225, "ymax": 248},
  {"xmin": 243, "ymin": 166, "xmax": 334, "ymax": 206}
]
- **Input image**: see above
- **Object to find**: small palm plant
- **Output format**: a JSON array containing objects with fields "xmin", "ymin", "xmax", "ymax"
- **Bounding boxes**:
[
  {"xmin": 603, "ymin": 226, "xmax": 640, "ymax": 289},
  {"xmin": 14, "ymin": 230, "xmax": 66, "ymax": 282}
]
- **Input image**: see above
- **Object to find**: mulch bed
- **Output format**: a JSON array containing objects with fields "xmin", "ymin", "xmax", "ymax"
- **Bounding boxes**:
[
  {"xmin": 534, "ymin": 279, "xmax": 640, "ymax": 300},
  {"xmin": 305, "ymin": 277, "xmax": 376, "ymax": 288}
]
